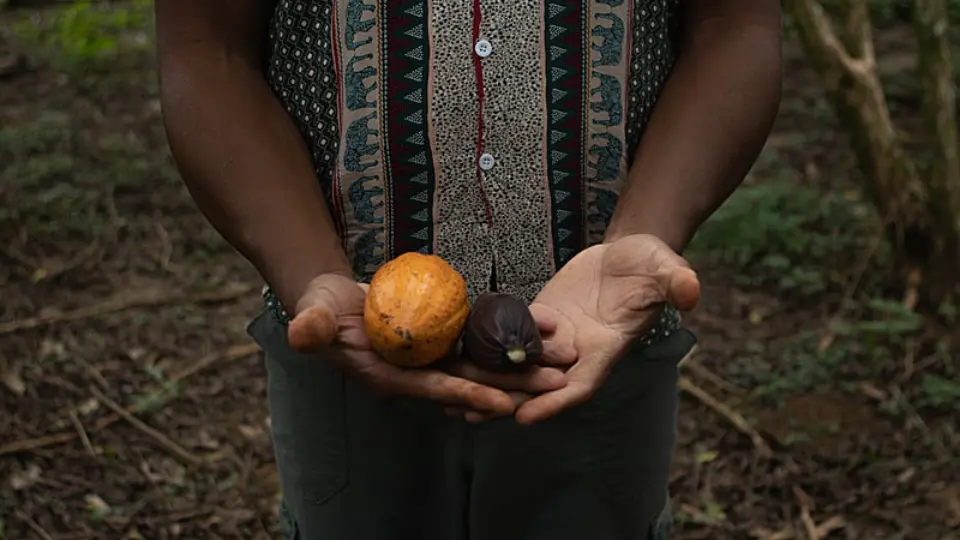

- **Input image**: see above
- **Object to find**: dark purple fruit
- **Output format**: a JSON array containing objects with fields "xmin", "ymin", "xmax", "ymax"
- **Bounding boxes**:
[{"xmin": 461, "ymin": 292, "xmax": 543, "ymax": 372}]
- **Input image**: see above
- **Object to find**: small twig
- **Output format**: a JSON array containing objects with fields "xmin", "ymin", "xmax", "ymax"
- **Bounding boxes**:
[
  {"xmin": 88, "ymin": 385, "xmax": 204, "ymax": 467},
  {"xmin": 678, "ymin": 376, "xmax": 773, "ymax": 458},
  {"xmin": 901, "ymin": 338, "xmax": 917, "ymax": 382},
  {"xmin": 0, "ymin": 244, "xmax": 38, "ymax": 269},
  {"xmin": 145, "ymin": 508, "xmax": 215, "ymax": 525},
  {"xmin": 897, "ymin": 351, "xmax": 943, "ymax": 384},
  {"xmin": 0, "ymin": 432, "xmax": 77, "ymax": 454},
  {"xmin": 749, "ymin": 525, "xmax": 795, "ymax": 540},
  {"xmin": 0, "ymin": 343, "xmax": 260, "ymax": 456},
  {"xmin": 888, "ymin": 384, "xmax": 950, "ymax": 462},
  {"xmin": 0, "ymin": 283, "xmax": 253, "ymax": 335},
  {"xmin": 14, "ymin": 510, "xmax": 55, "ymax": 540},
  {"xmin": 45, "ymin": 532, "xmax": 90, "ymax": 540},
  {"xmin": 68, "ymin": 409, "xmax": 96, "ymax": 457},
  {"xmin": 676, "ymin": 503, "xmax": 735, "ymax": 530},
  {"xmin": 155, "ymin": 223, "xmax": 174, "ymax": 271},
  {"xmin": 791, "ymin": 486, "xmax": 846, "ymax": 540},
  {"xmin": 166, "ymin": 343, "xmax": 260, "ymax": 383},
  {"xmin": 75, "ymin": 357, "xmax": 109, "ymax": 390},
  {"xmin": 678, "ymin": 347, "xmax": 745, "ymax": 395},
  {"xmin": 902, "ymin": 267, "xmax": 921, "ymax": 310},
  {"xmin": 818, "ymin": 233, "xmax": 883, "ymax": 352},
  {"xmin": 0, "ymin": 52, "xmax": 28, "ymax": 79},
  {"xmin": 814, "ymin": 516, "xmax": 847, "ymax": 538},
  {"xmin": 757, "ymin": 527, "xmax": 795, "ymax": 540},
  {"xmin": 792, "ymin": 486, "xmax": 820, "ymax": 540},
  {"xmin": 28, "ymin": 238, "xmax": 102, "ymax": 285}
]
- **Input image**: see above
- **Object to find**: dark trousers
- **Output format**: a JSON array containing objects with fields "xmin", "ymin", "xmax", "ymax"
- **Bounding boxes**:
[{"xmin": 247, "ymin": 310, "xmax": 696, "ymax": 540}]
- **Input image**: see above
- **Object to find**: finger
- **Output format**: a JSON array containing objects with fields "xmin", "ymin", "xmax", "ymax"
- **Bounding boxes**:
[
  {"xmin": 514, "ymin": 357, "xmax": 609, "ymax": 425},
  {"xmin": 462, "ymin": 392, "xmax": 530, "ymax": 423},
  {"xmin": 540, "ymin": 334, "xmax": 577, "ymax": 367},
  {"xmin": 509, "ymin": 390, "xmax": 533, "ymax": 408},
  {"xmin": 514, "ymin": 382, "xmax": 593, "ymax": 425},
  {"xmin": 445, "ymin": 362, "xmax": 567, "ymax": 393},
  {"xmin": 333, "ymin": 344, "xmax": 516, "ymax": 415},
  {"xmin": 450, "ymin": 408, "xmax": 503, "ymax": 423},
  {"xmin": 529, "ymin": 303, "xmax": 560, "ymax": 335},
  {"xmin": 381, "ymin": 366, "xmax": 516, "ymax": 415},
  {"xmin": 667, "ymin": 267, "xmax": 701, "ymax": 311},
  {"xmin": 287, "ymin": 305, "xmax": 338, "ymax": 353},
  {"xmin": 445, "ymin": 406, "xmax": 466, "ymax": 417},
  {"xmin": 464, "ymin": 410, "xmax": 487, "ymax": 423},
  {"xmin": 530, "ymin": 304, "xmax": 577, "ymax": 366}
]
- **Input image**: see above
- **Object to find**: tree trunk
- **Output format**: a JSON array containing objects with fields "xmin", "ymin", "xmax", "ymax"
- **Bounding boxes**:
[
  {"xmin": 913, "ymin": 0, "xmax": 960, "ymax": 292},
  {"xmin": 786, "ymin": 0, "xmax": 960, "ymax": 300}
]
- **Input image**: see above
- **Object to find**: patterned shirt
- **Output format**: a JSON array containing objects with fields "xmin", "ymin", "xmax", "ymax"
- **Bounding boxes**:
[{"xmin": 262, "ymin": 0, "xmax": 683, "ymax": 342}]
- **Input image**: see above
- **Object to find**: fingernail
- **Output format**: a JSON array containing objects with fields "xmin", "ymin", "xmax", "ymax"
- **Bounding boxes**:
[{"xmin": 464, "ymin": 411, "xmax": 486, "ymax": 423}]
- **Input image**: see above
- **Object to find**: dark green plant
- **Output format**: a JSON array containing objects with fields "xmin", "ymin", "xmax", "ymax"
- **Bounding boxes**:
[
  {"xmin": 686, "ymin": 170, "xmax": 879, "ymax": 296},
  {"xmin": 11, "ymin": 0, "xmax": 153, "ymax": 73}
]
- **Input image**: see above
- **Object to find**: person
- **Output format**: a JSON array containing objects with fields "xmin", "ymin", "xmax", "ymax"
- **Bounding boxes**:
[{"xmin": 154, "ymin": 0, "xmax": 782, "ymax": 538}]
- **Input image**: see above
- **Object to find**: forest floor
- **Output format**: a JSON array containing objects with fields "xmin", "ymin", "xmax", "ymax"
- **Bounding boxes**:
[{"xmin": 1, "ymin": 3, "xmax": 958, "ymax": 540}]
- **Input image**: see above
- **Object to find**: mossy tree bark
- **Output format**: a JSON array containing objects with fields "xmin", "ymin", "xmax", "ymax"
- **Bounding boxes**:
[
  {"xmin": 786, "ymin": 0, "xmax": 960, "ymax": 301},
  {"xmin": 913, "ymin": 0, "xmax": 960, "ymax": 290}
]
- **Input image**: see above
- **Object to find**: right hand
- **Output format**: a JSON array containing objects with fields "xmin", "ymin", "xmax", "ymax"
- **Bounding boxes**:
[{"xmin": 286, "ymin": 274, "xmax": 565, "ymax": 418}]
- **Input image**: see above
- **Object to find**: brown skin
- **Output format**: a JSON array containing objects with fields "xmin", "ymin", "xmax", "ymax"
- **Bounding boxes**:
[
  {"xmin": 604, "ymin": 0, "xmax": 784, "ymax": 249},
  {"xmin": 156, "ymin": 0, "xmax": 780, "ymax": 422},
  {"xmin": 449, "ymin": 0, "xmax": 784, "ymax": 423},
  {"xmin": 519, "ymin": 234, "xmax": 701, "ymax": 424},
  {"xmin": 517, "ymin": 0, "xmax": 783, "ymax": 424},
  {"xmin": 154, "ymin": 0, "xmax": 574, "ymax": 416},
  {"xmin": 154, "ymin": 0, "xmax": 350, "ymax": 312}
]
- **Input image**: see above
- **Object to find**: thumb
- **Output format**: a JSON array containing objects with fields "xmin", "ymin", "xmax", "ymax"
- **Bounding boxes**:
[
  {"xmin": 663, "ymin": 266, "xmax": 700, "ymax": 312},
  {"xmin": 287, "ymin": 280, "xmax": 347, "ymax": 353},
  {"xmin": 288, "ymin": 304, "xmax": 338, "ymax": 353}
]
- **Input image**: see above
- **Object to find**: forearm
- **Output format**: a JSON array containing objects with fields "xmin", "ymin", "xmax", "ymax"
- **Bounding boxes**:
[
  {"xmin": 605, "ymin": 2, "xmax": 783, "ymax": 252},
  {"xmin": 159, "ymin": 50, "xmax": 351, "ymax": 311}
]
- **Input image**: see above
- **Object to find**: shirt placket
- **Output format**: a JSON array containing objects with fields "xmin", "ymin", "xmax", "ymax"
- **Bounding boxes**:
[
  {"xmin": 472, "ymin": 0, "xmax": 496, "ymax": 231},
  {"xmin": 470, "ymin": 1, "xmax": 558, "ymax": 302}
]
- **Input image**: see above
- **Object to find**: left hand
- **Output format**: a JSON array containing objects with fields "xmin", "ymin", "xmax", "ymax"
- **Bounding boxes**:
[{"xmin": 515, "ymin": 233, "xmax": 701, "ymax": 425}]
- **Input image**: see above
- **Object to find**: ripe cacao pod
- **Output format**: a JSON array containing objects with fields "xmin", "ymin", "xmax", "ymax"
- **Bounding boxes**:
[{"xmin": 363, "ymin": 252, "xmax": 470, "ymax": 367}]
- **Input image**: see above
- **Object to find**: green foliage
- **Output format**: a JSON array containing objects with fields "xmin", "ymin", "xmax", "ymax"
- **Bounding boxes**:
[
  {"xmin": 749, "ymin": 339, "xmax": 850, "ymax": 404},
  {"xmin": 740, "ymin": 297, "xmax": 958, "ymax": 420},
  {"xmin": 11, "ymin": 0, "xmax": 153, "ymax": 73},
  {"xmin": 782, "ymin": 0, "xmax": 960, "ymax": 39},
  {"xmin": 686, "ymin": 164, "xmax": 878, "ymax": 297},
  {"xmin": 0, "ymin": 111, "xmax": 104, "ymax": 237},
  {"xmin": 867, "ymin": 0, "xmax": 960, "ymax": 26},
  {"xmin": 748, "ymin": 298, "xmax": 925, "ymax": 404},
  {"xmin": 919, "ymin": 373, "xmax": 960, "ymax": 412},
  {"xmin": 0, "ymin": 106, "xmax": 177, "ymax": 245}
]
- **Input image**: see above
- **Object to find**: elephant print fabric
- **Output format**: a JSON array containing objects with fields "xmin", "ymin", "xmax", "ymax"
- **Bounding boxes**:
[{"xmin": 262, "ymin": 0, "xmax": 682, "ymax": 318}]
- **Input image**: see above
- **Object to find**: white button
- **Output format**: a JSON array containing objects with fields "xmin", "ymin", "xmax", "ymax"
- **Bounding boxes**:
[
  {"xmin": 475, "ymin": 39, "xmax": 492, "ymax": 58},
  {"xmin": 478, "ymin": 153, "xmax": 496, "ymax": 170}
]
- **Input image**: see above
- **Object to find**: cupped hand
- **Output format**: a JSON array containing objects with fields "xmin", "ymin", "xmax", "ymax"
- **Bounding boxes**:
[
  {"xmin": 515, "ymin": 234, "xmax": 701, "ymax": 425},
  {"xmin": 439, "ymin": 304, "xmax": 578, "ymax": 422},
  {"xmin": 286, "ymin": 274, "xmax": 524, "ymax": 417}
]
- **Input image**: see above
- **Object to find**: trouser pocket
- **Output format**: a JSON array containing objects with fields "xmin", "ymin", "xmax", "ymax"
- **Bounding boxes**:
[
  {"xmin": 278, "ymin": 498, "xmax": 299, "ymax": 539},
  {"xmin": 246, "ymin": 310, "xmax": 349, "ymax": 515},
  {"xmin": 648, "ymin": 498, "xmax": 674, "ymax": 539}
]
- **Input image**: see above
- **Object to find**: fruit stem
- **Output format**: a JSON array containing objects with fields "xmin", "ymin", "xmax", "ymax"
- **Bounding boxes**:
[{"xmin": 505, "ymin": 348, "xmax": 526, "ymax": 364}]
